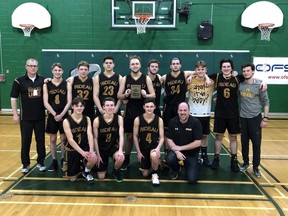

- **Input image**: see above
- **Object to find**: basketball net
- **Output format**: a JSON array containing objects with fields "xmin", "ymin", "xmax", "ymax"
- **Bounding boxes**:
[
  {"xmin": 19, "ymin": 24, "xmax": 35, "ymax": 37},
  {"xmin": 134, "ymin": 13, "xmax": 152, "ymax": 34},
  {"xmin": 258, "ymin": 23, "xmax": 274, "ymax": 41}
]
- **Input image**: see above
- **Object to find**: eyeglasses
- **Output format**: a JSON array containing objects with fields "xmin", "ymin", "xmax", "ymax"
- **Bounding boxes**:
[{"xmin": 27, "ymin": 65, "xmax": 38, "ymax": 68}]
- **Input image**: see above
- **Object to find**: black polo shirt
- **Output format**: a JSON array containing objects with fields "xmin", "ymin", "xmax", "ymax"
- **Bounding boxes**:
[
  {"xmin": 10, "ymin": 73, "xmax": 45, "ymax": 121},
  {"xmin": 166, "ymin": 115, "xmax": 202, "ymax": 155}
]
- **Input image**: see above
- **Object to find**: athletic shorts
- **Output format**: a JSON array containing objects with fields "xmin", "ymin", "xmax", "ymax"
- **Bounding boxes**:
[
  {"xmin": 162, "ymin": 104, "xmax": 178, "ymax": 128},
  {"xmin": 45, "ymin": 113, "xmax": 66, "ymax": 134},
  {"xmin": 195, "ymin": 116, "xmax": 211, "ymax": 135},
  {"xmin": 67, "ymin": 145, "xmax": 89, "ymax": 177},
  {"xmin": 140, "ymin": 144, "xmax": 158, "ymax": 170},
  {"xmin": 97, "ymin": 146, "xmax": 118, "ymax": 172},
  {"xmin": 124, "ymin": 115, "xmax": 137, "ymax": 133},
  {"xmin": 154, "ymin": 107, "xmax": 162, "ymax": 118},
  {"xmin": 213, "ymin": 117, "xmax": 240, "ymax": 135}
]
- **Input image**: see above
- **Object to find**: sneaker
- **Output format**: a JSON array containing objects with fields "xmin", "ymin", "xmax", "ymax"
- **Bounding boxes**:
[
  {"xmin": 201, "ymin": 156, "xmax": 212, "ymax": 167},
  {"xmin": 230, "ymin": 159, "xmax": 240, "ymax": 172},
  {"xmin": 253, "ymin": 168, "xmax": 261, "ymax": 178},
  {"xmin": 60, "ymin": 158, "xmax": 64, "ymax": 167},
  {"xmin": 120, "ymin": 156, "xmax": 130, "ymax": 171},
  {"xmin": 36, "ymin": 163, "xmax": 47, "ymax": 172},
  {"xmin": 240, "ymin": 164, "xmax": 249, "ymax": 172},
  {"xmin": 82, "ymin": 171, "xmax": 94, "ymax": 184},
  {"xmin": 170, "ymin": 170, "xmax": 179, "ymax": 180},
  {"xmin": 112, "ymin": 169, "xmax": 123, "ymax": 183},
  {"xmin": 21, "ymin": 165, "xmax": 30, "ymax": 174},
  {"xmin": 151, "ymin": 173, "xmax": 160, "ymax": 185},
  {"xmin": 48, "ymin": 160, "xmax": 58, "ymax": 172},
  {"xmin": 210, "ymin": 158, "xmax": 220, "ymax": 169}
]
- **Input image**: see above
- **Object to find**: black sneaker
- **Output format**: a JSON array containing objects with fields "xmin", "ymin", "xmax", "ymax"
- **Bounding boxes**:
[
  {"xmin": 230, "ymin": 159, "xmax": 240, "ymax": 172},
  {"xmin": 253, "ymin": 168, "xmax": 261, "ymax": 178},
  {"xmin": 201, "ymin": 155, "xmax": 212, "ymax": 167},
  {"xmin": 112, "ymin": 169, "xmax": 123, "ymax": 183},
  {"xmin": 120, "ymin": 156, "xmax": 130, "ymax": 171},
  {"xmin": 170, "ymin": 170, "xmax": 179, "ymax": 180},
  {"xmin": 210, "ymin": 158, "xmax": 220, "ymax": 169},
  {"xmin": 48, "ymin": 160, "xmax": 58, "ymax": 172},
  {"xmin": 82, "ymin": 171, "xmax": 94, "ymax": 184}
]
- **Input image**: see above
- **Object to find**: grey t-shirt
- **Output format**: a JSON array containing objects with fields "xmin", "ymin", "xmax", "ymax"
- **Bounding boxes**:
[{"xmin": 239, "ymin": 79, "xmax": 270, "ymax": 118}]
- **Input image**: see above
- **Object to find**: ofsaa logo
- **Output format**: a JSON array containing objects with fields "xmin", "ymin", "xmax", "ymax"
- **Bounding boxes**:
[{"xmin": 255, "ymin": 63, "xmax": 288, "ymax": 72}]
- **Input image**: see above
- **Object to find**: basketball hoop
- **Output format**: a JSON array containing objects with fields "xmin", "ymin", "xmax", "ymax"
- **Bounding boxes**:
[
  {"xmin": 134, "ymin": 13, "xmax": 152, "ymax": 34},
  {"xmin": 258, "ymin": 23, "xmax": 274, "ymax": 41},
  {"xmin": 19, "ymin": 24, "xmax": 35, "ymax": 37}
]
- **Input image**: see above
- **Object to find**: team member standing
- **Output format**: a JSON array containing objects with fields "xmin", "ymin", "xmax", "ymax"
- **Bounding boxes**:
[
  {"xmin": 68, "ymin": 61, "xmax": 95, "ymax": 121},
  {"xmin": 239, "ymin": 63, "xmax": 270, "ymax": 178},
  {"xmin": 147, "ymin": 59, "xmax": 162, "ymax": 117},
  {"xmin": 162, "ymin": 57, "xmax": 188, "ymax": 129},
  {"xmin": 93, "ymin": 56, "xmax": 122, "ymax": 116},
  {"xmin": 117, "ymin": 55, "xmax": 155, "ymax": 170},
  {"xmin": 209, "ymin": 59, "xmax": 243, "ymax": 172},
  {"xmin": 187, "ymin": 60, "xmax": 215, "ymax": 166},
  {"xmin": 166, "ymin": 102, "xmax": 202, "ymax": 184},
  {"xmin": 10, "ymin": 58, "xmax": 47, "ymax": 173},
  {"xmin": 63, "ymin": 97, "xmax": 97, "ymax": 183},
  {"xmin": 133, "ymin": 98, "xmax": 164, "ymax": 185},
  {"xmin": 43, "ymin": 63, "xmax": 72, "ymax": 172},
  {"xmin": 93, "ymin": 97, "xmax": 125, "ymax": 182}
]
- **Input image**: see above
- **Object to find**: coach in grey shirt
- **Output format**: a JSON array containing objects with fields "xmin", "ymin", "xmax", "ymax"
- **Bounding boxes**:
[{"xmin": 238, "ymin": 62, "xmax": 270, "ymax": 178}]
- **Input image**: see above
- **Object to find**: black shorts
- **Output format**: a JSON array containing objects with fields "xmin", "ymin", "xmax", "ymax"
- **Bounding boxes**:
[
  {"xmin": 67, "ymin": 145, "xmax": 89, "ymax": 177},
  {"xmin": 97, "ymin": 146, "xmax": 118, "ymax": 172},
  {"xmin": 163, "ymin": 104, "xmax": 178, "ymax": 128},
  {"xmin": 140, "ymin": 144, "xmax": 158, "ymax": 170},
  {"xmin": 45, "ymin": 114, "xmax": 65, "ymax": 134},
  {"xmin": 213, "ymin": 117, "xmax": 240, "ymax": 135},
  {"xmin": 195, "ymin": 116, "xmax": 210, "ymax": 135},
  {"xmin": 154, "ymin": 107, "xmax": 161, "ymax": 118},
  {"xmin": 124, "ymin": 115, "xmax": 136, "ymax": 133}
]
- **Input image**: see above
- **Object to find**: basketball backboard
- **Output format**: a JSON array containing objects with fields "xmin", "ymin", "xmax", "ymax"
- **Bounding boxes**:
[
  {"xmin": 241, "ymin": 1, "xmax": 283, "ymax": 29},
  {"xmin": 11, "ymin": 2, "xmax": 51, "ymax": 37},
  {"xmin": 112, "ymin": 0, "xmax": 177, "ymax": 29}
]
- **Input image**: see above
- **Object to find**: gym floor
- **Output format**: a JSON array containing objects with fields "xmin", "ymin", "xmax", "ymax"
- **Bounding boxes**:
[{"xmin": 0, "ymin": 115, "xmax": 287, "ymax": 215}]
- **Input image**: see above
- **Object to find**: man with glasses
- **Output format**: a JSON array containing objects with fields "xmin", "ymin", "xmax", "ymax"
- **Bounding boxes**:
[{"xmin": 10, "ymin": 58, "xmax": 47, "ymax": 174}]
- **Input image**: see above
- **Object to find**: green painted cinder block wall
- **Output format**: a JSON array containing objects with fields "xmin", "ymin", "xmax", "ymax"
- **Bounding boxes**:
[{"xmin": 0, "ymin": 0, "xmax": 287, "ymax": 112}]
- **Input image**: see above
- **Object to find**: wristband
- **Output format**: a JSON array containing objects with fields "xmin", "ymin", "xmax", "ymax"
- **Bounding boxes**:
[{"xmin": 263, "ymin": 116, "xmax": 269, "ymax": 119}]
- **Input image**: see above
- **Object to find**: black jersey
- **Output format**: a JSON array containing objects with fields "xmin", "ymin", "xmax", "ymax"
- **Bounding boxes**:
[
  {"xmin": 164, "ymin": 71, "xmax": 186, "ymax": 105},
  {"xmin": 98, "ymin": 73, "xmax": 120, "ymax": 104},
  {"xmin": 72, "ymin": 76, "xmax": 94, "ymax": 119},
  {"xmin": 152, "ymin": 75, "xmax": 162, "ymax": 108},
  {"xmin": 210, "ymin": 73, "xmax": 240, "ymax": 118},
  {"xmin": 10, "ymin": 73, "xmax": 45, "ymax": 121},
  {"xmin": 65, "ymin": 115, "xmax": 89, "ymax": 150},
  {"xmin": 138, "ymin": 114, "xmax": 160, "ymax": 151},
  {"xmin": 124, "ymin": 74, "xmax": 148, "ymax": 118},
  {"xmin": 97, "ymin": 114, "xmax": 120, "ymax": 152},
  {"xmin": 46, "ymin": 80, "xmax": 68, "ymax": 115}
]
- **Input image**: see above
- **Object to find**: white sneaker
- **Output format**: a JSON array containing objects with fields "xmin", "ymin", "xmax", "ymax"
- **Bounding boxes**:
[
  {"xmin": 36, "ymin": 164, "xmax": 47, "ymax": 172},
  {"xmin": 21, "ymin": 165, "xmax": 30, "ymax": 174},
  {"xmin": 152, "ymin": 173, "xmax": 160, "ymax": 185}
]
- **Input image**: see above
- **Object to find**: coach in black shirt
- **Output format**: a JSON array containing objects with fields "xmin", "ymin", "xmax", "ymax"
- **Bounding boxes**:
[
  {"xmin": 166, "ymin": 102, "xmax": 202, "ymax": 184},
  {"xmin": 10, "ymin": 58, "xmax": 46, "ymax": 174}
]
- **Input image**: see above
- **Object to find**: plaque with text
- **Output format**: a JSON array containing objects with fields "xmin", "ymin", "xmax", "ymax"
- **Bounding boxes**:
[{"xmin": 130, "ymin": 84, "xmax": 141, "ymax": 99}]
